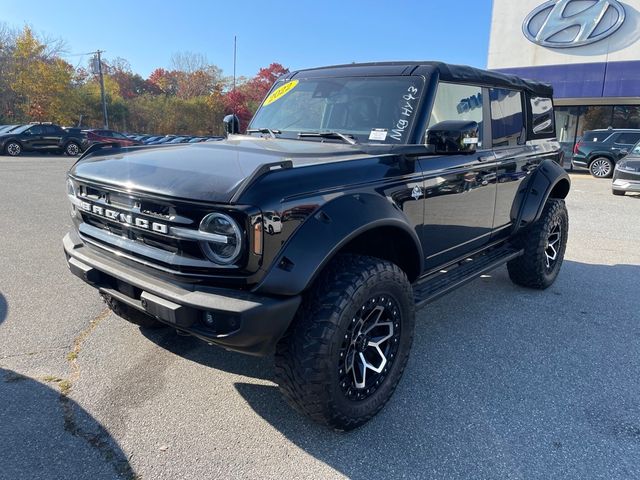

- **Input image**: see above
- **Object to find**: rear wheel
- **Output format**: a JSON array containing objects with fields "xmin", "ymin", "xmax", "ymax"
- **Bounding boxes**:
[
  {"xmin": 101, "ymin": 294, "xmax": 165, "ymax": 329},
  {"xmin": 65, "ymin": 142, "xmax": 80, "ymax": 156},
  {"xmin": 5, "ymin": 141, "xmax": 21, "ymax": 157},
  {"xmin": 508, "ymin": 199, "xmax": 568, "ymax": 289},
  {"xmin": 275, "ymin": 254, "xmax": 415, "ymax": 431},
  {"xmin": 589, "ymin": 157, "xmax": 614, "ymax": 178}
]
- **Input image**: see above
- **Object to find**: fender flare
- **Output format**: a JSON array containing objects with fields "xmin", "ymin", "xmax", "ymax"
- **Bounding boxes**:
[
  {"xmin": 512, "ymin": 159, "xmax": 570, "ymax": 233},
  {"xmin": 254, "ymin": 193, "xmax": 424, "ymax": 296}
]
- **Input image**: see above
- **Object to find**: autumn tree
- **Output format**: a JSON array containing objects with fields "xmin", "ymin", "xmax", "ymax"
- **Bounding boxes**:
[
  {"xmin": 0, "ymin": 24, "xmax": 287, "ymax": 135},
  {"xmin": 7, "ymin": 26, "xmax": 76, "ymax": 124}
]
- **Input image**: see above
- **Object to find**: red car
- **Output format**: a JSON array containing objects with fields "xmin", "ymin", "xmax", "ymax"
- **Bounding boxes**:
[{"xmin": 83, "ymin": 129, "xmax": 142, "ymax": 149}]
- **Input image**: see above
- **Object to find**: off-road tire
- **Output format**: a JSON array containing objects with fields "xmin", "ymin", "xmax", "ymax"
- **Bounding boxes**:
[
  {"xmin": 65, "ymin": 142, "xmax": 80, "ymax": 156},
  {"xmin": 5, "ymin": 141, "xmax": 21, "ymax": 157},
  {"xmin": 275, "ymin": 254, "xmax": 415, "ymax": 431},
  {"xmin": 101, "ymin": 294, "xmax": 165, "ymax": 329},
  {"xmin": 507, "ymin": 199, "xmax": 568, "ymax": 289},
  {"xmin": 589, "ymin": 157, "xmax": 614, "ymax": 178}
]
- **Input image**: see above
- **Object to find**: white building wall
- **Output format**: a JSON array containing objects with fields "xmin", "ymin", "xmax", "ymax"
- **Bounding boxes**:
[{"xmin": 488, "ymin": 0, "xmax": 640, "ymax": 69}]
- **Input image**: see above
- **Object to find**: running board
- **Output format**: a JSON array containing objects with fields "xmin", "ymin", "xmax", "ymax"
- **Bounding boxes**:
[{"xmin": 413, "ymin": 245, "xmax": 523, "ymax": 309}]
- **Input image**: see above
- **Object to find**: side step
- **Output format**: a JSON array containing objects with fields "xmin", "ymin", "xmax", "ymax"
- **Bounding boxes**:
[{"xmin": 413, "ymin": 245, "xmax": 523, "ymax": 308}]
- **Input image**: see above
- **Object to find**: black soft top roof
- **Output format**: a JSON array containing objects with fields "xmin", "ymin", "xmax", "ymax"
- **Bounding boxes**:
[{"xmin": 289, "ymin": 61, "xmax": 553, "ymax": 97}]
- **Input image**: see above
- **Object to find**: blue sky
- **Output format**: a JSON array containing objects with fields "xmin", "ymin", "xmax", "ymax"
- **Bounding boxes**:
[{"xmin": 3, "ymin": 0, "xmax": 493, "ymax": 78}]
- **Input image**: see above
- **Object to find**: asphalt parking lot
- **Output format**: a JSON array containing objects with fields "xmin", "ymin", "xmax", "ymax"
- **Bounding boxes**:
[{"xmin": 1, "ymin": 154, "xmax": 639, "ymax": 480}]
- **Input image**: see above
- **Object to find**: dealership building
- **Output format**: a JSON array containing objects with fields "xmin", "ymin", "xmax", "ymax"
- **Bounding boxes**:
[{"xmin": 488, "ymin": 0, "xmax": 640, "ymax": 156}]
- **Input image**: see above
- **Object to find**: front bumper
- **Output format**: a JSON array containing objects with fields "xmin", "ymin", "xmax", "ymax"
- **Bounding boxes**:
[
  {"xmin": 613, "ymin": 177, "xmax": 640, "ymax": 193},
  {"xmin": 63, "ymin": 232, "xmax": 301, "ymax": 356}
]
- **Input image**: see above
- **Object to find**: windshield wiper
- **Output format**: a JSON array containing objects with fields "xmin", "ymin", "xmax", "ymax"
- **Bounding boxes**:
[
  {"xmin": 246, "ymin": 128, "xmax": 281, "ymax": 138},
  {"xmin": 297, "ymin": 131, "xmax": 358, "ymax": 145}
]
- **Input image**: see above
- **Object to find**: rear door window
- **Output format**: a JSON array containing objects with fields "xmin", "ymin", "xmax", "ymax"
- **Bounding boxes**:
[
  {"xmin": 489, "ymin": 88, "xmax": 524, "ymax": 147},
  {"xmin": 615, "ymin": 132, "xmax": 640, "ymax": 145},
  {"xmin": 582, "ymin": 132, "xmax": 601, "ymax": 142}
]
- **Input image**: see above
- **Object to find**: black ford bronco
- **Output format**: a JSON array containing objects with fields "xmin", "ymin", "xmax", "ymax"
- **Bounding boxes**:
[
  {"xmin": 64, "ymin": 62, "xmax": 570, "ymax": 430},
  {"xmin": 1, "ymin": 123, "xmax": 85, "ymax": 157}
]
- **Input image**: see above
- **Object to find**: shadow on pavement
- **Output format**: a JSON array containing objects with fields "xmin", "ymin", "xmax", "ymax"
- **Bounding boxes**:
[
  {"xmin": 0, "ymin": 292, "xmax": 7, "ymax": 326},
  {"xmin": 0, "ymin": 368, "xmax": 135, "ymax": 480},
  {"xmin": 233, "ymin": 260, "xmax": 640, "ymax": 479},
  {"xmin": 140, "ymin": 328, "xmax": 273, "ymax": 381}
]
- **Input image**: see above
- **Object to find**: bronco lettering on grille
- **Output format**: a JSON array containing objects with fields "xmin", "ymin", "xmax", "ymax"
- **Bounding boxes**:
[{"xmin": 80, "ymin": 201, "xmax": 169, "ymax": 234}]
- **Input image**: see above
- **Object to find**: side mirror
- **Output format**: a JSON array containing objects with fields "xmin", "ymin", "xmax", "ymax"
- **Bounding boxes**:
[
  {"xmin": 223, "ymin": 114, "xmax": 240, "ymax": 136},
  {"xmin": 426, "ymin": 120, "xmax": 480, "ymax": 154}
]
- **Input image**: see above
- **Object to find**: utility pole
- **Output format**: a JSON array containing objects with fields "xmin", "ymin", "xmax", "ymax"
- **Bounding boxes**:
[
  {"xmin": 232, "ymin": 36, "xmax": 237, "ymax": 115},
  {"xmin": 233, "ymin": 36, "xmax": 237, "ymax": 93},
  {"xmin": 96, "ymin": 50, "xmax": 109, "ymax": 129}
]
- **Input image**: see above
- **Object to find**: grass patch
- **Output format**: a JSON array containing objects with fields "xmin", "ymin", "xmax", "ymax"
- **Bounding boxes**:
[{"xmin": 58, "ymin": 379, "xmax": 72, "ymax": 395}]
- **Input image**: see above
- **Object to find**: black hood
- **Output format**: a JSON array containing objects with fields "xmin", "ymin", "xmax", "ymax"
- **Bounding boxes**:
[{"xmin": 69, "ymin": 137, "xmax": 368, "ymax": 203}]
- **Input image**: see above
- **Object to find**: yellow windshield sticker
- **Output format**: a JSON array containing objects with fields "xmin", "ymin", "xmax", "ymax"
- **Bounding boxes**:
[{"xmin": 263, "ymin": 80, "xmax": 299, "ymax": 106}]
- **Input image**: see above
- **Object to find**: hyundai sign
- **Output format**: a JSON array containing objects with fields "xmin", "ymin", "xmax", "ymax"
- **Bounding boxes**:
[{"xmin": 523, "ymin": 0, "xmax": 626, "ymax": 48}]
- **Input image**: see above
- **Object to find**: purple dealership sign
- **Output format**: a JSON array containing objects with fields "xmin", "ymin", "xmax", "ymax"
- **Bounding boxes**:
[{"xmin": 496, "ymin": 61, "xmax": 640, "ymax": 99}]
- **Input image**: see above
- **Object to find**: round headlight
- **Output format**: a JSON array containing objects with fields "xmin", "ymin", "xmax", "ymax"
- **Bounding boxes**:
[{"xmin": 199, "ymin": 212, "xmax": 243, "ymax": 265}]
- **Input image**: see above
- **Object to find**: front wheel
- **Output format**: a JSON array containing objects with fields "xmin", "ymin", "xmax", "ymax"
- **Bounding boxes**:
[
  {"xmin": 5, "ymin": 141, "xmax": 21, "ymax": 157},
  {"xmin": 589, "ymin": 157, "xmax": 614, "ymax": 178},
  {"xmin": 65, "ymin": 142, "xmax": 80, "ymax": 156},
  {"xmin": 612, "ymin": 189, "xmax": 625, "ymax": 196},
  {"xmin": 507, "ymin": 199, "xmax": 568, "ymax": 289},
  {"xmin": 275, "ymin": 254, "xmax": 415, "ymax": 431}
]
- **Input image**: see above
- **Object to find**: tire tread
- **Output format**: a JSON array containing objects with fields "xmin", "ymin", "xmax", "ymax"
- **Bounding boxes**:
[{"xmin": 274, "ymin": 254, "xmax": 414, "ymax": 430}]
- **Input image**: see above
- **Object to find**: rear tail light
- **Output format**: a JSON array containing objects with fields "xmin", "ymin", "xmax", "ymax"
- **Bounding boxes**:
[{"xmin": 573, "ymin": 142, "xmax": 582, "ymax": 155}]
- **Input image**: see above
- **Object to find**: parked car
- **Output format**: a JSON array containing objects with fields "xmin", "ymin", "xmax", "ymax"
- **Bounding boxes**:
[
  {"xmin": 166, "ymin": 136, "xmax": 192, "ymax": 144},
  {"xmin": 188, "ymin": 137, "xmax": 206, "ymax": 143},
  {"xmin": 143, "ymin": 136, "xmax": 164, "ymax": 144},
  {"xmin": 148, "ymin": 136, "xmax": 177, "ymax": 145},
  {"xmin": 612, "ymin": 141, "xmax": 640, "ymax": 195},
  {"xmin": 262, "ymin": 212, "xmax": 282, "ymax": 234},
  {"xmin": 0, "ymin": 123, "xmax": 85, "ymax": 156},
  {"xmin": 83, "ymin": 129, "xmax": 143, "ymax": 149},
  {"xmin": 572, "ymin": 128, "xmax": 640, "ymax": 178},
  {"xmin": 64, "ymin": 127, "xmax": 85, "ymax": 135},
  {"xmin": 64, "ymin": 61, "xmax": 569, "ymax": 430}
]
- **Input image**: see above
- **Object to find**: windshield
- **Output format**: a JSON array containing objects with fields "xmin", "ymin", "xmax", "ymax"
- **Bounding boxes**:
[
  {"xmin": 249, "ymin": 76, "xmax": 424, "ymax": 144},
  {"xmin": 10, "ymin": 124, "xmax": 33, "ymax": 135}
]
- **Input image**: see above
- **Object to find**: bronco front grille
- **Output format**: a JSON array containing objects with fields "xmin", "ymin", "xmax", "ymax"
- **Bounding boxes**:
[{"xmin": 69, "ymin": 180, "xmax": 240, "ymax": 274}]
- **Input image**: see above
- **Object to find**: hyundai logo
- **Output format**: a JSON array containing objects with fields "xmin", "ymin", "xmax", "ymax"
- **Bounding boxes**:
[{"xmin": 523, "ymin": 0, "xmax": 626, "ymax": 48}]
